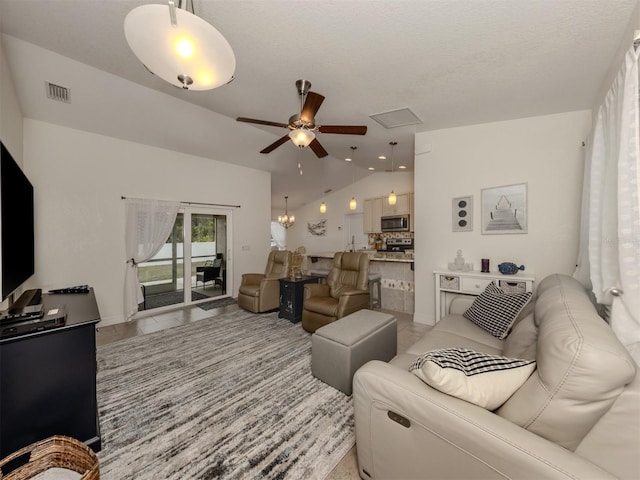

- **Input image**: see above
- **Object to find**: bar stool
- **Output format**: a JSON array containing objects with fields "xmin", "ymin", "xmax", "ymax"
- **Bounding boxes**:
[{"xmin": 368, "ymin": 273, "xmax": 382, "ymax": 309}]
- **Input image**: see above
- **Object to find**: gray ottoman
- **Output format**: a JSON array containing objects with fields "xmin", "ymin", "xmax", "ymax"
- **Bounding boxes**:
[{"xmin": 311, "ymin": 309, "xmax": 397, "ymax": 395}]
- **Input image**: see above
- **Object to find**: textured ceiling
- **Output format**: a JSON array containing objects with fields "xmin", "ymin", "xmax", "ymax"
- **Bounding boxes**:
[{"xmin": 0, "ymin": 0, "xmax": 637, "ymax": 211}]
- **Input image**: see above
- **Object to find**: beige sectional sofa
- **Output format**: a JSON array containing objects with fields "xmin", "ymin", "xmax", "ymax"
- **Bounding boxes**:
[{"xmin": 353, "ymin": 274, "xmax": 639, "ymax": 479}]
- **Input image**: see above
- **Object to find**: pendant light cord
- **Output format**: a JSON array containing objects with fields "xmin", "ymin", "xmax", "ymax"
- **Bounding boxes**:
[{"xmin": 390, "ymin": 141, "xmax": 397, "ymax": 176}]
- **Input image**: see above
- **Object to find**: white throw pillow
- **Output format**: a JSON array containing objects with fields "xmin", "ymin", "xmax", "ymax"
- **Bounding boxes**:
[
  {"xmin": 409, "ymin": 348, "xmax": 536, "ymax": 410},
  {"xmin": 463, "ymin": 281, "xmax": 533, "ymax": 339}
]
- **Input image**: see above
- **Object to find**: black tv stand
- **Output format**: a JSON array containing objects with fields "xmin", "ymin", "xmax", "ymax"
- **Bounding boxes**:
[
  {"xmin": 10, "ymin": 288, "xmax": 42, "ymax": 311},
  {"xmin": 0, "ymin": 289, "xmax": 101, "ymax": 458}
]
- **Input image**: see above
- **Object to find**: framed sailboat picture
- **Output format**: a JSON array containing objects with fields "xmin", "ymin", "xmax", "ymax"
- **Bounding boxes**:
[{"xmin": 481, "ymin": 183, "xmax": 528, "ymax": 235}]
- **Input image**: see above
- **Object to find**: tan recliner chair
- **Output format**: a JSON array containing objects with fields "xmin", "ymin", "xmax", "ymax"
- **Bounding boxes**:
[
  {"xmin": 238, "ymin": 250, "xmax": 292, "ymax": 313},
  {"xmin": 302, "ymin": 251, "xmax": 370, "ymax": 333}
]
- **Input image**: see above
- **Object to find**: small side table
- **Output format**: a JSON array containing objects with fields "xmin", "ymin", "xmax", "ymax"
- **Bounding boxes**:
[
  {"xmin": 433, "ymin": 270, "xmax": 535, "ymax": 322},
  {"xmin": 279, "ymin": 276, "xmax": 321, "ymax": 323}
]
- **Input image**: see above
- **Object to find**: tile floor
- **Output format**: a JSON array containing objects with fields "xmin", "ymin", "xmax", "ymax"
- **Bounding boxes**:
[{"xmin": 95, "ymin": 304, "xmax": 430, "ymax": 479}]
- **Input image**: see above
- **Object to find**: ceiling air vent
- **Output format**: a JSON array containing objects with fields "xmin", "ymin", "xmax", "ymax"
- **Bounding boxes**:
[
  {"xmin": 45, "ymin": 82, "xmax": 70, "ymax": 103},
  {"xmin": 370, "ymin": 107, "xmax": 422, "ymax": 129}
]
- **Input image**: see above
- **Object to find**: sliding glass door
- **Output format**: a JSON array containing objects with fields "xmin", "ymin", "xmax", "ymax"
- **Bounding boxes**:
[
  {"xmin": 190, "ymin": 212, "xmax": 227, "ymax": 302},
  {"xmin": 137, "ymin": 206, "xmax": 231, "ymax": 311}
]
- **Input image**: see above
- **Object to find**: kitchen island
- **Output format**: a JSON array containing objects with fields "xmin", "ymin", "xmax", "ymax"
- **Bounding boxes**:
[{"xmin": 304, "ymin": 251, "xmax": 414, "ymax": 314}]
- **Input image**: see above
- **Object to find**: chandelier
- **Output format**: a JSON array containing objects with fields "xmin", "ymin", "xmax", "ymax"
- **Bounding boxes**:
[{"xmin": 278, "ymin": 196, "xmax": 295, "ymax": 229}]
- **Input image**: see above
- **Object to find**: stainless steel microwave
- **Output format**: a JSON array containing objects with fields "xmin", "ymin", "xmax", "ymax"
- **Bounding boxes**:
[{"xmin": 381, "ymin": 215, "xmax": 410, "ymax": 232}]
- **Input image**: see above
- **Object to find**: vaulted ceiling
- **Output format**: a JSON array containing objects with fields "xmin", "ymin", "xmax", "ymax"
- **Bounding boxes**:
[{"xmin": 1, "ymin": 0, "xmax": 637, "ymax": 211}]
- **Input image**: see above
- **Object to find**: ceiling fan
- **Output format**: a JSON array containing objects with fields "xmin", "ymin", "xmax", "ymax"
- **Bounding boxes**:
[{"xmin": 236, "ymin": 79, "xmax": 367, "ymax": 158}]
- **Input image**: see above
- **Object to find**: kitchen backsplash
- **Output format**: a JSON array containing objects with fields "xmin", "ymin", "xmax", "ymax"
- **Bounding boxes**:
[{"xmin": 367, "ymin": 232, "xmax": 414, "ymax": 249}]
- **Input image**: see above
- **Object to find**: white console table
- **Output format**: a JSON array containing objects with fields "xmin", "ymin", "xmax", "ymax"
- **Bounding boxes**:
[{"xmin": 434, "ymin": 270, "xmax": 535, "ymax": 322}]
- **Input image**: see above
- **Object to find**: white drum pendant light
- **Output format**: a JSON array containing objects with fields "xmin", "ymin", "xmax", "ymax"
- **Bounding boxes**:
[{"xmin": 124, "ymin": 2, "xmax": 235, "ymax": 90}]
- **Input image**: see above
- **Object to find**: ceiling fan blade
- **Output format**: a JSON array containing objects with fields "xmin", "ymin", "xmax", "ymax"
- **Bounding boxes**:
[
  {"xmin": 300, "ymin": 92, "xmax": 325, "ymax": 124},
  {"xmin": 260, "ymin": 134, "xmax": 291, "ymax": 154},
  {"xmin": 318, "ymin": 125, "xmax": 368, "ymax": 135},
  {"xmin": 237, "ymin": 117, "xmax": 289, "ymax": 128},
  {"xmin": 309, "ymin": 138, "xmax": 328, "ymax": 158}
]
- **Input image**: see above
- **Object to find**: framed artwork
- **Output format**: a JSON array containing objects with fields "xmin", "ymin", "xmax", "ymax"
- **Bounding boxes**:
[
  {"xmin": 307, "ymin": 219, "xmax": 327, "ymax": 237},
  {"xmin": 481, "ymin": 183, "xmax": 528, "ymax": 235},
  {"xmin": 452, "ymin": 195, "xmax": 473, "ymax": 232}
]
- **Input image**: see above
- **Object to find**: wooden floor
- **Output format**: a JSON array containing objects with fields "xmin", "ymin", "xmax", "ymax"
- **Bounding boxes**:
[{"xmin": 96, "ymin": 304, "xmax": 430, "ymax": 479}]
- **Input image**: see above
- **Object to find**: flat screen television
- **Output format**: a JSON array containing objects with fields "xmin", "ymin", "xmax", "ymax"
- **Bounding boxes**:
[{"xmin": 1, "ymin": 141, "xmax": 35, "ymax": 301}]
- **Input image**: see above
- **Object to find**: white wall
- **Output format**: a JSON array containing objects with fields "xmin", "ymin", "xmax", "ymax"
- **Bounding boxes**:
[
  {"xmin": 22, "ymin": 119, "xmax": 272, "ymax": 326},
  {"xmin": 0, "ymin": 35, "xmax": 25, "ymax": 310},
  {"xmin": 0, "ymin": 36, "xmax": 23, "ymax": 163},
  {"xmin": 282, "ymin": 171, "xmax": 413, "ymax": 253},
  {"xmin": 413, "ymin": 110, "xmax": 592, "ymax": 325}
]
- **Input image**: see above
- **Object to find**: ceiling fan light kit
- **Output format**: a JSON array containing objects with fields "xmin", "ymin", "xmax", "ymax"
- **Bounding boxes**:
[
  {"xmin": 236, "ymin": 80, "xmax": 367, "ymax": 158},
  {"xmin": 289, "ymin": 129, "xmax": 316, "ymax": 148},
  {"xmin": 124, "ymin": 1, "xmax": 235, "ymax": 91}
]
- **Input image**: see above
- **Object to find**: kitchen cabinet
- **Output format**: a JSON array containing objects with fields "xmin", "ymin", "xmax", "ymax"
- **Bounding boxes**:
[
  {"xmin": 363, "ymin": 197, "xmax": 382, "ymax": 233},
  {"xmin": 382, "ymin": 192, "xmax": 410, "ymax": 216}
]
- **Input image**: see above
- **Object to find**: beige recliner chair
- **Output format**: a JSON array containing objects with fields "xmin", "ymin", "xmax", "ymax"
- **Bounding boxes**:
[
  {"xmin": 302, "ymin": 251, "xmax": 370, "ymax": 333},
  {"xmin": 238, "ymin": 250, "xmax": 291, "ymax": 313}
]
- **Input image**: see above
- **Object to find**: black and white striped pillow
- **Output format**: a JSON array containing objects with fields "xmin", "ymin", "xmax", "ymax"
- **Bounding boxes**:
[
  {"xmin": 463, "ymin": 281, "xmax": 532, "ymax": 339},
  {"xmin": 410, "ymin": 348, "xmax": 536, "ymax": 410}
]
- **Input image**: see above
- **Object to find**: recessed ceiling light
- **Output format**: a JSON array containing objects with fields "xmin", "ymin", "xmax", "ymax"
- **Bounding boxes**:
[
  {"xmin": 378, "ymin": 155, "xmax": 386, "ymax": 160},
  {"xmin": 345, "ymin": 157, "xmax": 352, "ymax": 162},
  {"xmin": 399, "ymin": 165, "xmax": 406, "ymax": 169},
  {"xmin": 368, "ymin": 167, "xmax": 375, "ymax": 171}
]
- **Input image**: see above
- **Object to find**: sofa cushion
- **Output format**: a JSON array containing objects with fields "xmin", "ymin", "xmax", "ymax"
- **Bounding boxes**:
[
  {"xmin": 497, "ymin": 274, "xmax": 637, "ymax": 450},
  {"xmin": 463, "ymin": 282, "xmax": 533, "ymax": 339},
  {"xmin": 303, "ymin": 295, "xmax": 339, "ymax": 317},
  {"xmin": 406, "ymin": 314, "xmax": 504, "ymax": 356},
  {"xmin": 409, "ymin": 348, "xmax": 536, "ymax": 410},
  {"xmin": 238, "ymin": 284, "xmax": 259, "ymax": 297}
]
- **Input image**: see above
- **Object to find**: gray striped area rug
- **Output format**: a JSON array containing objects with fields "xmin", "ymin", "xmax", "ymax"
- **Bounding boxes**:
[{"xmin": 96, "ymin": 309, "xmax": 354, "ymax": 479}]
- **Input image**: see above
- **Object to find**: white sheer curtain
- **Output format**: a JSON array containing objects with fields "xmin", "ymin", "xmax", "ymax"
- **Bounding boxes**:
[
  {"xmin": 124, "ymin": 198, "xmax": 180, "ymax": 319},
  {"xmin": 575, "ymin": 35, "xmax": 640, "ymax": 363},
  {"xmin": 270, "ymin": 221, "xmax": 286, "ymax": 250}
]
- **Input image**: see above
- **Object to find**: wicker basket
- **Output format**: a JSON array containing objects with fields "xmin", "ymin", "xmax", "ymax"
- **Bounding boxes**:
[{"xmin": 0, "ymin": 436, "xmax": 99, "ymax": 480}]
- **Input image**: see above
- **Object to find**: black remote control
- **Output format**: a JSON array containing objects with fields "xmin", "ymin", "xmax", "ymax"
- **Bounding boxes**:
[{"xmin": 49, "ymin": 285, "xmax": 90, "ymax": 294}]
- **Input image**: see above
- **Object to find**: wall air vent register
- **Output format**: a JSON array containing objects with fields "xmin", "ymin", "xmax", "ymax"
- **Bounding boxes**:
[{"xmin": 45, "ymin": 82, "xmax": 70, "ymax": 103}]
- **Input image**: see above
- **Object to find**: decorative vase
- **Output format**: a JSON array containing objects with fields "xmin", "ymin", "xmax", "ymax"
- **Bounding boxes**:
[{"xmin": 498, "ymin": 262, "xmax": 525, "ymax": 275}]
